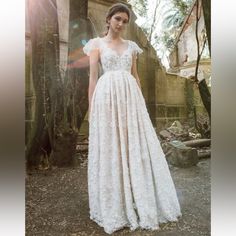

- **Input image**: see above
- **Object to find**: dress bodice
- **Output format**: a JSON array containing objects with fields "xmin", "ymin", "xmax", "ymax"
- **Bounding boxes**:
[{"xmin": 83, "ymin": 37, "xmax": 143, "ymax": 73}]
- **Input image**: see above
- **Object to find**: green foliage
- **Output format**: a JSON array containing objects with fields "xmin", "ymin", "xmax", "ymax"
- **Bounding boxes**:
[
  {"xmin": 127, "ymin": 0, "xmax": 148, "ymax": 17},
  {"xmin": 154, "ymin": 31, "xmax": 175, "ymax": 50},
  {"xmin": 156, "ymin": 0, "xmax": 194, "ymax": 52},
  {"xmin": 128, "ymin": 0, "xmax": 195, "ymax": 64},
  {"xmin": 161, "ymin": 0, "xmax": 194, "ymax": 29},
  {"xmin": 173, "ymin": 0, "xmax": 192, "ymax": 15}
]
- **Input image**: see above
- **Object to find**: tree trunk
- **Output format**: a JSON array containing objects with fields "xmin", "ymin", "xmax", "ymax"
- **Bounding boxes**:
[
  {"xmin": 65, "ymin": 0, "xmax": 94, "ymax": 130},
  {"xmin": 27, "ymin": 0, "xmax": 60, "ymax": 167},
  {"xmin": 26, "ymin": 0, "xmax": 80, "ymax": 168},
  {"xmin": 194, "ymin": 0, "xmax": 211, "ymax": 122},
  {"xmin": 26, "ymin": 0, "xmax": 98, "ymax": 168},
  {"xmin": 201, "ymin": 0, "xmax": 211, "ymax": 55},
  {"xmin": 198, "ymin": 79, "xmax": 211, "ymax": 120},
  {"xmin": 48, "ymin": 0, "xmax": 91, "ymax": 167},
  {"xmin": 183, "ymin": 139, "xmax": 211, "ymax": 147},
  {"xmin": 51, "ymin": 0, "xmax": 95, "ymax": 166}
]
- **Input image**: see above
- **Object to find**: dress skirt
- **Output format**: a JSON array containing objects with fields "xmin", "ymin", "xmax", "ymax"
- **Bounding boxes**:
[{"xmin": 88, "ymin": 70, "xmax": 182, "ymax": 234}]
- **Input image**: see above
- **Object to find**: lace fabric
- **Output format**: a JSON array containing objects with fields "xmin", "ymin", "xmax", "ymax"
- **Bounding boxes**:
[
  {"xmin": 83, "ymin": 37, "xmax": 143, "ymax": 67},
  {"xmin": 83, "ymin": 37, "xmax": 182, "ymax": 234}
]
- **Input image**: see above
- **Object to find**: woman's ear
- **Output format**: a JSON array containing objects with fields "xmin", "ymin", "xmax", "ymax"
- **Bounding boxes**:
[{"xmin": 107, "ymin": 16, "xmax": 111, "ymax": 24}]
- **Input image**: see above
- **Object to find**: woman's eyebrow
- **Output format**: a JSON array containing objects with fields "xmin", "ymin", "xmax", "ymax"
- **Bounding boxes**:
[{"xmin": 116, "ymin": 16, "xmax": 128, "ymax": 21}]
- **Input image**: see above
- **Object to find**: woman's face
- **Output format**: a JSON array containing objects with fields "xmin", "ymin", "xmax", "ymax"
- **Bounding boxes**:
[{"xmin": 108, "ymin": 12, "xmax": 129, "ymax": 33}]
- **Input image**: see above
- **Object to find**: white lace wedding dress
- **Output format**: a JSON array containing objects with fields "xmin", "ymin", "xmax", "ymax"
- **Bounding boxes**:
[{"xmin": 83, "ymin": 37, "xmax": 182, "ymax": 234}]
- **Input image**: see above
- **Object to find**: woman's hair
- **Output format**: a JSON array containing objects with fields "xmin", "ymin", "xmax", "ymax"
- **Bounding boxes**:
[{"xmin": 103, "ymin": 3, "xmax": 131, "ymax": 36}]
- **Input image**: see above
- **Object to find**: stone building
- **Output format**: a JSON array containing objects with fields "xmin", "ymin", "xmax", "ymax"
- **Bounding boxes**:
[
  {"xmin": 166, "ymin": 0, "xmax": 211, "ymax": 119},
  {"xmin": 168, "ymin": 0, "xmax": 211, "ymax": 85}
]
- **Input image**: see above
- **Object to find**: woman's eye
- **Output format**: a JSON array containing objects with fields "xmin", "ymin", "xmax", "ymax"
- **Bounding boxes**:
[{"xmin": 115, "ymin": 17, "xmax": 128, "ymax": 24}]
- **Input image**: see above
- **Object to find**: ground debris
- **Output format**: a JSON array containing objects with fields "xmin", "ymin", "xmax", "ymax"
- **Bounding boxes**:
[
  {"xmin": 26, "ymin": 156, "xmax": 210, "ymax": 236},
  {"xmin": 159, "ymin": 121, "xmax": 211, "ymax": 162}
]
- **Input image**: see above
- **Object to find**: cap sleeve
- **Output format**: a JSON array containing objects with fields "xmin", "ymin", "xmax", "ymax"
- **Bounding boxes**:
[
  {"xmin": 130, "ymin": 41, "xmax": 143, "ymax": 59},
  {"xmin": 83, "ymin": 37, "xmax": 100, "ymax": 56}
]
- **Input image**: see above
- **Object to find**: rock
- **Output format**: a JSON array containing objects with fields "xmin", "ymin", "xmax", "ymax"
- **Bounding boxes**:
[
  {"xmin": 76, "ymin": 144, "xmax": 88, "ymax": 152},
  {"xmin": 167, "ymin": 120, "xmax": 185, "ymax": 136},
  {"xmin": 189, "ymin": 132, "xmax": 202, "ymax": 139},
  {"xmin": 159, "ymin": 130, "xmax": 172, "ymax": 140},
  {"xmin": 198, "ymin": 149, "xmax": 211, "ymax": 159},
  {"xmin": 165, "ymin": 140, "xmax": 199, "ymax": 168}
]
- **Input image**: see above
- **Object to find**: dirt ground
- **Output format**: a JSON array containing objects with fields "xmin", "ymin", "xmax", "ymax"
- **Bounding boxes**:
[{"xmin": 26, "ymin": 155, "xmax": 210, "ymax": 236}]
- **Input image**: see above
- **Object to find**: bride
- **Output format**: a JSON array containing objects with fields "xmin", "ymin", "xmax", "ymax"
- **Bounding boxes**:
[{"xmin": 83, "ymin": 3, "xmax": 182, "ymax": 234}]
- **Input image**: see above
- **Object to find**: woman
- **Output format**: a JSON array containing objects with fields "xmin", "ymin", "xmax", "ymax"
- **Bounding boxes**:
[{"xmin": 83, "ymin": 3, "xmax": 182, "ymax": 234}]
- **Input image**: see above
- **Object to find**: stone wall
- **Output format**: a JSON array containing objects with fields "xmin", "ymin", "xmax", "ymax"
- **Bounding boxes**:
[
  {"xmin": 155, "ymin": 72, "xmax": 207, "ymax": 131},
  {"xmin": 168, "ymin": 1, "xmax": 211, "ymax": 85}
]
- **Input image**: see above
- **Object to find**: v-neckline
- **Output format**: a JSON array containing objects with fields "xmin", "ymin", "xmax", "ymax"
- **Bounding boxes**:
[{"xmin": 99, "ymin": 37, "xmax": 130, "ymax": 57}]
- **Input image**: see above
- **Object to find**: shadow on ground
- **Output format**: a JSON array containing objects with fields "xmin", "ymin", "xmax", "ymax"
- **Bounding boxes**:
[{"xmin": 26, "ymin": 155, "xmax": 210, "ymax": 236}]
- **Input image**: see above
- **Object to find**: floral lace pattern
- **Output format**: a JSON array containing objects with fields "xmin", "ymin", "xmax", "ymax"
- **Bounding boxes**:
[
  {"xmin": 83, "ymin": 38, "xmax": 182, "ymax": 234},
  {"xmin": 83, "ymin": 37, "xmax": 143, "ymax": 73}
]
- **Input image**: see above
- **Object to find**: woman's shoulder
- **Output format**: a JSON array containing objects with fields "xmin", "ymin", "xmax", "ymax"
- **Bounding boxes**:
[
  {"xmin": 83, "ymin": 37, "xmax": 101, "ymax": 56},
  {"xmin": 128, "ymin": 40, "xmax": 143, "ymax": 53},
  {"xmin": 87, "ymin": 37, "xmax": 100, "ymax": 43},
  {"xmin": 128, "ymin": 40, "xmax": 139, "ymax": 47},
  {"xmin": 90, "ymin": 37, "xmax": 106, "ymax": 47},
  {"xmin": 84, "ymin": 37, "xmax": 102, "ymax": 47}
]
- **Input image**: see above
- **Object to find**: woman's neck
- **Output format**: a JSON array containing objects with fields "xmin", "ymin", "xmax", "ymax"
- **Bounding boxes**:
[{"xmin": 104, "ymin": 30, "xmax": 123, "ymax": 42}]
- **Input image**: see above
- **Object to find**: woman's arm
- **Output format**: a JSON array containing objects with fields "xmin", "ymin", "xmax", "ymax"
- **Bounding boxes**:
[
  {"xmin": 88, "ymin": 49, "xmax": 99, "ymax": 120},
  {"xmin": 131, "ymin": 54, "xmax": 142, "ymax": 89}
]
